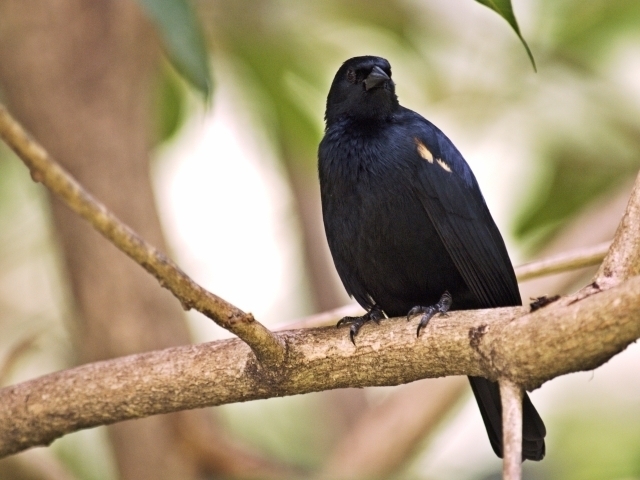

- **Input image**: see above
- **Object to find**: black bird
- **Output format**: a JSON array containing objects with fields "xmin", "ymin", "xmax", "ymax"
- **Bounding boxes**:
[{"xmin": 318, "ymin": 56, "xmax": 546, "ymax": 461}]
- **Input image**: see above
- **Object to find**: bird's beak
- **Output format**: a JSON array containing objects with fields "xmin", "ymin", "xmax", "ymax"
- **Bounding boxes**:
[{"xmin": 364, "ymin": 66, "xmax": 390, "ymax": 91}]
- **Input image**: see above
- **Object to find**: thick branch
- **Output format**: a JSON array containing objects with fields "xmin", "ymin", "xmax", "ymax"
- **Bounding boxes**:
[
  {"xmin": 0, "ymin": 103, "xmax": 284, "ymax": 366},
  {"xmin": 1, "ymin": 276, "xmax": 639, "ymax": 458}
]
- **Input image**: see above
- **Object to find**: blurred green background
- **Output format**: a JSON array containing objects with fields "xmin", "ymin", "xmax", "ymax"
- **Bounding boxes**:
[{"xmin": 1, "ymin": 0, "xmax": 640, "ymax": 479}]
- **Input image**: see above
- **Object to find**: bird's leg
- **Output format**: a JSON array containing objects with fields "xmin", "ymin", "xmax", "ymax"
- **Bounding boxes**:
[
  {"xmin": 407, "ymin": 291, "xmax": 452, "ymax": 337},
  {"xmin": 337, "ymin": 304, "xmax": 385, "ymax": 345}
]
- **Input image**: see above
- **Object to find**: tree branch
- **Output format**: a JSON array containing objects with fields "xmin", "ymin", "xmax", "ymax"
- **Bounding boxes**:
[
  {"xmin": 0, "ymin": 103, "xmax": 284, "ymax": 366},
  {"xmin": 514, "ymin": 241, "xmax": 610, "ymax": 281},
  {"xmin": 596, "ymin": 170, "xmax": 640, "ymax": 287},
  {"xmin": 275, "ymin": 241, "xmax": 613, "ymax": 331},
  {"xmin": 500, "ymin": 380, "xmax": 523, "ymax": 480},
  {"xmin": 1, "ymin": 275, "xmax": 639, "ymax": 458}
]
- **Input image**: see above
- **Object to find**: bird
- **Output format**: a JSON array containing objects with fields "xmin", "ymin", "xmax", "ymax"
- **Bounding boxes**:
[{"xmin": 318, "ymin": 55, "xmax": 546, "ymax": 461}]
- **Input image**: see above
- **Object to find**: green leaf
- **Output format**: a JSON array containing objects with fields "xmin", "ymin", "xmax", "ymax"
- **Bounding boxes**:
[
  {"xmin": 137, "ymin": 0, "xmax": 212, "ymax": 98},
  {"xmin": 153, "ymin": 64, "xmax": 187, "ymax": 144},
  {"xmin": 476, "ymin": 0, "xmax": 536, "ymax": 71}
]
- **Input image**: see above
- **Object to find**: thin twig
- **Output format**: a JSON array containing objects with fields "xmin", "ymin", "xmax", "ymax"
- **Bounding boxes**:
[
  {"xmin": 273, "ymin": 242, "xmax": 612, "ymax": 332},
  {"xmin": 0, "ymin": 103, "xmax": 284, "ymax": 366},
  {"xmin": 0, "ymin": 333, "xmax": 40, "ymax": 386},
  {"xmin": 273, "ymin": 303, "xmax": 363, "ymax": 330},
  {"xmin": 515, "ymin": 241, "xmax": 610, "ymax": 281},
  {"xmin": 499, "ymin": 380, "xmax": 523, "ymax": 480}
]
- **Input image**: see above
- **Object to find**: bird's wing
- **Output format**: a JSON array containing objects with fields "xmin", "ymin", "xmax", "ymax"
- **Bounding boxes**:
[{"xmin": 408, "ymin": 119, "xmax": 521, "ymax": 308}]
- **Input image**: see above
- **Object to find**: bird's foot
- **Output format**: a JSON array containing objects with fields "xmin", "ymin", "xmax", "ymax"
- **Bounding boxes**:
[
  {"xmin": 407, "ymin": 291, "xmax": 452, "ymax": 337},
  {"xmin": 337, "ymin": 305, "xmax": 385, "ymax": 344}
]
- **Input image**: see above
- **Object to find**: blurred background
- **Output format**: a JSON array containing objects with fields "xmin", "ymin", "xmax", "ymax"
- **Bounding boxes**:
[{"xmin": 1, "ymin": 0, "xmax": 640, "ymax": 479}]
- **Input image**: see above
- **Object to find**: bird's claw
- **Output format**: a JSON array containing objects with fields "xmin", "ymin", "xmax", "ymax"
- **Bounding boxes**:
[
  {"xmin": 408, "ymin": 291, "xmax": 452, "ymax": 337},
  {"xmin": 336, "ymin": 316, "xmax": 354, "ymax": 328},
  {"xmin": 349, "ymin": 324, "xmax": 359, "ymax": 345},
  {"xmin": 336, "ymin": 315, "xmax": 366, "ymax": 345},
  {"xmin": 337, "ymin": 305, "xmax": 385, "ymax": 344},
  {"xmin": 406, "ymin": 305, "xmax": 424, "ymax": 321}
]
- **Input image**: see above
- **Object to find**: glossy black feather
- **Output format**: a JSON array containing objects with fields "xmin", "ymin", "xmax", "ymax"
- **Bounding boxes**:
[{"xmin": 319, "ymin": 56, "xmax": 546, "ymax": 460}]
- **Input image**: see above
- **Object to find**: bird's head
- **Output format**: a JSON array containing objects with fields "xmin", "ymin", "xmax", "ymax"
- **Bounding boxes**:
[{"xmin": 324, "ymin": 56, "xmax": 399, "ymax": 126}]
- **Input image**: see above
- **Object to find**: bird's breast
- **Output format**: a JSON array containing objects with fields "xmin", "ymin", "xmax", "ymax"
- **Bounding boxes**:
[{"xmin": 318, "ymin": 122, "xmax": 476, "ymax": 315}]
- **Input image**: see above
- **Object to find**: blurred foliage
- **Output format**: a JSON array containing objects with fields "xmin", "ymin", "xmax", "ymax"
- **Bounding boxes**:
[
  {"xmin": 221, "ymin": 393, "xmax": 340, "ymax": 469},
  {"xmin": 53, "ymin": 428, "xmax": 116, "ymax": 480},
  {"xmin": 197, "ymin": 1, "xmax": 425, "ymax": 173},
  {"xmin": 137, "ymin": 0, "xmax": 212, "ymax": 97},
  {"xmin": 512, "ymin": 0, "xmax": 640, "ymax": 250},
  {"xmin": 475, "ymin": 0, "xmax": 536, "ymax": 70},
  {"xmin": 178, "ymin": 0, "xmax": 640, "ymax": 252},
  {"xmin": 0, "ymin": 148, "xmax": 73, "ymax": 382},
  {"xmin": 515, "ymin": 142, "xmax": 640, "ymax": 248},
  {"xmin": 548, "ymin": 0, "xmax": 640, "ymax": 63},
  {"xmin": 144, "ymin": 0, "xmax": 536, "ymax": 169},
  {"xmin": 152, "ymin": 62, "xmax": 188, "ymax": 144},
  {"xmin": 548, "ymin": 408, "xmax": 640, "ymax": 480}
]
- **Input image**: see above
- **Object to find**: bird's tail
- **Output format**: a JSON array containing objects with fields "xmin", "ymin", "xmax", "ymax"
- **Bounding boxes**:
[{"xmin": 467, "ymin": 376, "xmax": 546, "ymax": 461}]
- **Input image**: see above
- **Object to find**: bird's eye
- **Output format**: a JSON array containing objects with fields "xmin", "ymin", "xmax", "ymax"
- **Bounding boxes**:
[{"xmin": 346, "ymin": 69, "xmax": 356, "ymax": 84}]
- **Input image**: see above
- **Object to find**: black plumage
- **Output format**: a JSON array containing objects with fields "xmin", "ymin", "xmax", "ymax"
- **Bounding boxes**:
[{"xmin": 318, "ymin": 56, "xmax": 546, "ymax": 461}]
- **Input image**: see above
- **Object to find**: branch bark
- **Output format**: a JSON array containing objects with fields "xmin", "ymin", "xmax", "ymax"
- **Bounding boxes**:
[
  {"xmin": 500, "ymin": 380, "xmax": 523, "ymax": 480},
  {"xmin": 1, "ymin": 274, "xmax": 639, "ymax": 458},
  {"xmin": 0, "ymin": 103, "xmax": 284, "ymax": 366},
  {"xmin": 596, "ymin": 170, "xmax": 640, "ymax": 287}
]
